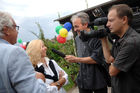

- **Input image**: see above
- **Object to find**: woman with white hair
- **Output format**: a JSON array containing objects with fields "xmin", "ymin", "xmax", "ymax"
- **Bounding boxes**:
[{"xmin": 26, "ymin": 39, "xmax": 68, "ymax": 93}]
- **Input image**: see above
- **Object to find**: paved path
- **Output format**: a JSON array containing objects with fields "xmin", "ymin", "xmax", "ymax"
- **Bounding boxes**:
[
  {"xmin": 67, "ymin": 86, "xmax": 111, "ymax": 93},
  {"xmin": 67, "ymin": 86, "xmax": 78, "ymax": 93}
]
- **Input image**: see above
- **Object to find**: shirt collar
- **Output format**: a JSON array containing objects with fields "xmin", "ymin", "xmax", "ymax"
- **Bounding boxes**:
[
  {"xmin": 37, "ymin": 57, "xmax": 50, "ymax": 67},
  {"xmin": 0, "ymin": 38, "xmax": 10, "ymax": 44},
  {"xmin": 37, "ymin": 62, "xmax": 43, "ymax": 67},
  {"xmin": 118, "ymin": 27, "xmax": 132, "ymax": 43}
]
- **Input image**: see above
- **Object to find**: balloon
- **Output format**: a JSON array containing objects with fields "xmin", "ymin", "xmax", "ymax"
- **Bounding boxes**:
[
  {"xmin": 59, "ymin": 28, "xmax": 68, "ymax": 38},
  {"xmin": 18, "ymin": 38, "xmax": 23, "ymax": 43},
  {"xmin": 55, "ymin": 25, "xmax": 63, "ymax": 34},
  {"xmin": 22, "ymin": 42, "xmax": 27, "ymax": 46},
  {"xmin": 20, "ymin": 44, "xmax": 26, "ymax": 50},
  {"xmin": 57, "ymin": 35, "xmax": 66, "ymax": 43},
  {"xmin": 63, "ymin": 22, "xmax": 72, "ymax": 31}
]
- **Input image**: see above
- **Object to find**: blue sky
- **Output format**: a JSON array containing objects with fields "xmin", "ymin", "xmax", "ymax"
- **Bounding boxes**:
[{"xmin": 0, "ymin": 0, "xmax": 110, "ymax": 42}]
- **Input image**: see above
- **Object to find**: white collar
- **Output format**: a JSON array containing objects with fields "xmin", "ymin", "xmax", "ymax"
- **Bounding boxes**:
[{"xmin": 37, "ymin": 57, "xmax": 50, "ymax": 67}]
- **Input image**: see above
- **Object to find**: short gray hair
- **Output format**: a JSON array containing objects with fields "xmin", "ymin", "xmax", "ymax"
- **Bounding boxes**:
[
  {"xmin": 71, "ymin": 12, "xmax": 90, "ymax": 25},
  {"xmin": 0, "ymin": 11, "xmax": 13, "ymax": 37}
]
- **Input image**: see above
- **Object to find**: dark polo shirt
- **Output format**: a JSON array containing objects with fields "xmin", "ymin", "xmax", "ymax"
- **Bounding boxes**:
[
  {"xmin": 75, "ymin": 31, "xmax": 107, "ymax": 90},
  {"xmin": 111, "ymin": 27, "xmax": 140, "ymax": 93}
]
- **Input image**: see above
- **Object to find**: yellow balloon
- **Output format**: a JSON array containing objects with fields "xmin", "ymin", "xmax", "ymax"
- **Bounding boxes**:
[{"xmin": 59, "ymin": 28, "xmax": 68, "ymax": 38}]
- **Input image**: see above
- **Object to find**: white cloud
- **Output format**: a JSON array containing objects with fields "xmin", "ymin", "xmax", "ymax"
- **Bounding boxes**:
[
  {"xmin": 0, "ymin": 0, "xmax": 111, "ymax": 17},
  {"xmin": 0, "ymin": 0, "xmax": 84, "ymax": 17},
  {"xmin": 0, "ymin": 0, "xmax": 111, "ymax": 41}
]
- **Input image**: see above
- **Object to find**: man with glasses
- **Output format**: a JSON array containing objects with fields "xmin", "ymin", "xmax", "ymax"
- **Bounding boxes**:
[{"xmin": 0, "ymin": 11, "xmax": 57, "ymax": 93}]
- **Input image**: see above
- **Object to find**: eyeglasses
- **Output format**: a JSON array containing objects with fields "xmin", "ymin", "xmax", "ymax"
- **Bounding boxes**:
[
  {"xmin": 3, "ymin": 25, "xmax": 20, "ymax": 32},
  {"xmin": 12, "ymin": 25, "xmax": 19, "ymax": 31},
  {"xmin": 15, "ymin": 25, "xmax": 20, "ymax": 31}
]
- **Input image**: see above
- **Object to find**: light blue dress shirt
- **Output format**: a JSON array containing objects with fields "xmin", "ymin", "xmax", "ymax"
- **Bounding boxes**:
[{"xmin": 0, "ymin": 38, "xmax": 50, "ymax": 93}]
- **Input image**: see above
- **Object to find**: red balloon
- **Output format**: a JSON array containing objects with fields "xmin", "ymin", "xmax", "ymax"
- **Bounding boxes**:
[
  {"xmin": 57, "ymin": 35, "xmax": 66, "ymax": 43},
  {"xmin": 20, "ymin": 44, "xmax": 26, "ymax": 50}
]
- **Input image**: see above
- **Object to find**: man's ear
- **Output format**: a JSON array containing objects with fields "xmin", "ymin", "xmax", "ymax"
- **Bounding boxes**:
[
  {"xmin": 2, "ymin": 26, "xmax": 10, "ymax": 36},
  {"xmin": 83, "ymin": 23, "xmax": 88, "ymax": 28},
  {"xmin": 122, "ymin": 16, "xmax": 128, "ymax": 25}
]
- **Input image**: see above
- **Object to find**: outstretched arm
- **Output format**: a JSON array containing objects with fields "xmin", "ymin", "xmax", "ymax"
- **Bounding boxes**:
[{"xmin": 65, "ymin": 55, "xmax": 97, "ymax": 64}]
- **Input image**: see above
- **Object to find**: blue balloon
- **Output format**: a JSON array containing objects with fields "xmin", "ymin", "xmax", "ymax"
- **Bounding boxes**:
[{"xmin": 63, "ymin": 22, "xmax": 72, "ymax": 31}]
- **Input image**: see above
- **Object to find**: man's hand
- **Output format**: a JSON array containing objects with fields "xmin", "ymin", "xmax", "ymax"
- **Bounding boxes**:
[
  {"xmin": 35, "ymin": 72, "xmax": 45, "ymax": 82},
  {"xmin": 65, "ymin": 55, "xmax": 78, "ymax": 63}
]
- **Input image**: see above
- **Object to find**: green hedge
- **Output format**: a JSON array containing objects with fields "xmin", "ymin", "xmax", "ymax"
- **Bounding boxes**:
[{"xmin": 45, "ymin": 39, "xmax": 79, "ymax": 91}]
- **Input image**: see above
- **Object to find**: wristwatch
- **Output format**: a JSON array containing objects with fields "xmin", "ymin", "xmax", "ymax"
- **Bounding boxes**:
[{"xmin": 56, "ymin": 81, "xmax": 60, "ymax": 86}]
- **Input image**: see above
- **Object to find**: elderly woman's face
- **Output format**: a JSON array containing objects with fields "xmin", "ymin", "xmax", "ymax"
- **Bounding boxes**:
[{"xmin": 41, "ymin": 42, "xmax": 47, "ymax": 58}]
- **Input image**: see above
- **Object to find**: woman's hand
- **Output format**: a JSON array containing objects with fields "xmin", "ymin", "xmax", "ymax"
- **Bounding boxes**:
[
  {"xmin": 50, "ymin": 71, "xmax": 66, "ymax": 90},
  {"xmin": 50, "ymin": 82, "xmax": 61, "ymax": 90},
  {"xmin": 35, "ymin": 72, "xmax": 45, "ymax": 82},
  {"xmin": 59, "ymin": 70, "xmax": 64, "ymax": 79}
]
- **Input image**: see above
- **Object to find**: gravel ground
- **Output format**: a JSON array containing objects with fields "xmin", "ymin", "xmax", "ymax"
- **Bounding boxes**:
[{"xmin": 67, "ymin": 86, "xmax": 111, "ymax": 93}]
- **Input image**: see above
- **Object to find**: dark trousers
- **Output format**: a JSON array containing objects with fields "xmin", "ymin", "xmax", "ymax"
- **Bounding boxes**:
[{"xmin": 78, "ymin": 87, "xmax": 107, "ymax": 93}]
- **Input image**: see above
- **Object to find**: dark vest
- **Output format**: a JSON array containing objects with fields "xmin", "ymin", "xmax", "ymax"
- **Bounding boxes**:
[{"xmin": 35, "ymin": 60, "xmax": 58, "ymax": 82}]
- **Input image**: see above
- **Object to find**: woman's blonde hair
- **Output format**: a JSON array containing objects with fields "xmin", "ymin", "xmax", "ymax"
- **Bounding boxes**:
[{"xmin": 26, "ymin": 39, "xmax": 44, "ymax": 67}]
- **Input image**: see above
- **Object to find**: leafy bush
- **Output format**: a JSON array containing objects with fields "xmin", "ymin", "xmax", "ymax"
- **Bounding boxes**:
[{"xmin": 46, "ymin": 39, "xmax": 79, "ymax": 91}]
